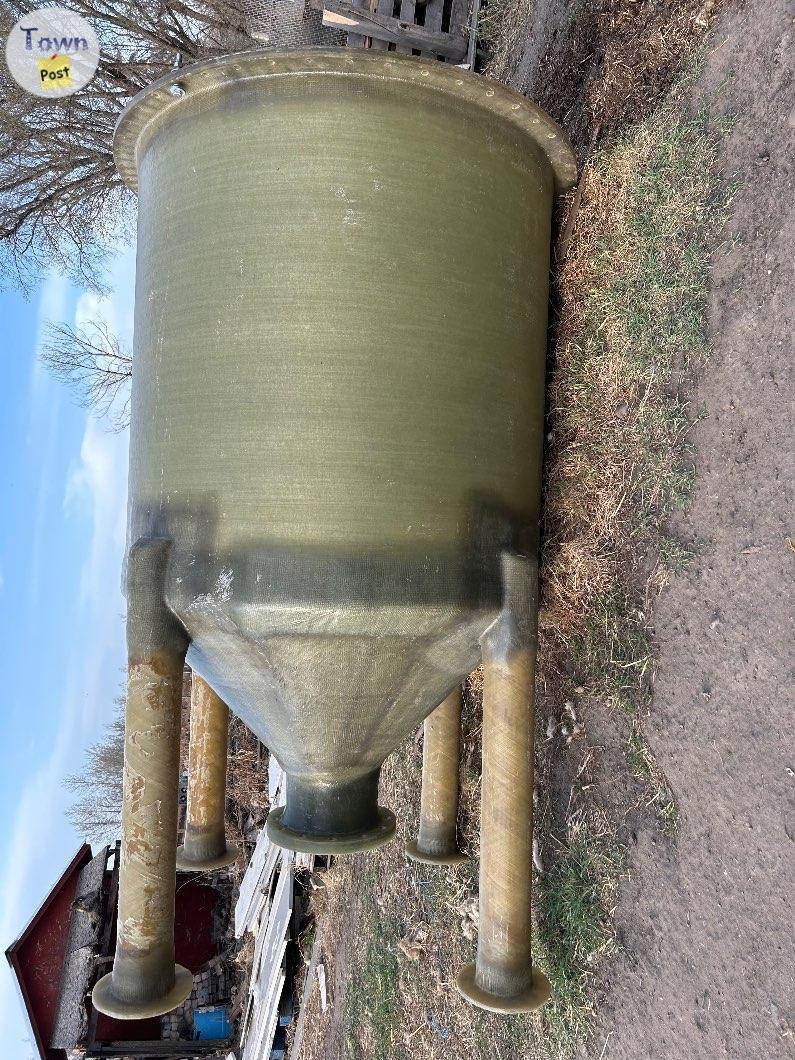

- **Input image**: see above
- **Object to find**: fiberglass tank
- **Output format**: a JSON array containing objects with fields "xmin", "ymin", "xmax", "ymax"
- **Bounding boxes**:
[{"xmin": 116, "ymin": 49, "xmax": 576, "ymax": 854}]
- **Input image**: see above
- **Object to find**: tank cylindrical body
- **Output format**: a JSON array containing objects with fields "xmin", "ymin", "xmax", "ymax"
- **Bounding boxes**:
[{"xmin": 115, "ymin": 50, "xmax": 576, "ymax": 850}]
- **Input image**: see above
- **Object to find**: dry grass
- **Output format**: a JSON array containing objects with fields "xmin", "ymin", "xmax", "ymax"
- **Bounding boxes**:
[
  {"xmin": 297, "ymin": 682, "xmax": 625, "ymax": 1060},
  {"xmin": 179, "ymin": 671, "xmax": 270, "ymax": 878},
  {"xmin": 482, "ymin": 0, "xmax": 727, "ymax": 151},
  {"xmin": 540, "ymin": 91, "xmax": 736, "ymax": 722},
  {"xmin": 226, "ymin": 714, "xmax": 271, "ymax": 819},
  {"xmin": 322, "ymin": 717, "xmax": 537, "ymax": 1060}
]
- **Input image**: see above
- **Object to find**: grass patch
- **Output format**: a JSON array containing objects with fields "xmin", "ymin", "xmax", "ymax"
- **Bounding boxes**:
[
  {"xmin": 627, "ymin": 723, "xmax": 654, "ymax": 782},
  {"xmin": 657, "ymin": 535, "xmax": 693, "ymax": 574},
  {"xmin": 536, "ymin": 818, "xmax": 624, "ymax": 1055},
  {"xmin": 571, "ymin": 589, "xmax": 654, "ymax": 714},
  {"xmin": 628, "ymin": 724, "xmax": 679, "ymax": 836},
  {"xmin": 542, "ymin": 93, "xmax": 735, "ymax": 714},
  {"xmin": 531, "ymin": 84, "xmax": 732, "ymax": 1053},
  {"xmin": 543, "ymin": 96, "xmax": 734, "ymax": 648},
  {"xmin": 344, "ymin": 895, "xmax": 401, "ymax": 1060},
  {"xmin": 477, "ymin": 0, "xmax": 522, "ymax": 56}
]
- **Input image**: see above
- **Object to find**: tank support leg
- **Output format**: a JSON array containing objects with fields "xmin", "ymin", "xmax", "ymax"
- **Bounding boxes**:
[
  {"xmin": 176, "ymin": 675, "xmax": 238, "ymax": 872},
  {"xmin": 456, "ymin": 552, "xmax": 551, "ymax": 1013},
  {"xmin": 92, "ymin": 539, "xmax": 194, "ymax": 1020},
  {"xmin": 406, "ymin": 687, "xmax": 468, "ymax": 866}
]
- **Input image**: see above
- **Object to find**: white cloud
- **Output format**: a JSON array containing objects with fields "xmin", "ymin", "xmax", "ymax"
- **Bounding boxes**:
[
  {"xmin": 63, "ymin": 254, "xmax": 134, "ymax": 731},
  {"xmin": 74, "ymin": 288, "xmax": 112, "ymax": 333},
  {"xmin": 0, "ymin": 762, "xmax": 61, "ymax": 945},
  {"xmin": 25, "ymin": 271, "xmax": 69, "ymax": 613},
  {"xmin": 64, "ymin": 417, "xmax": 128, "ymax": 600},
  {"xmin": 24, "ymin": 377, "xmax": 62, "ymax": 622},
  {"xmin": 64, "ymin": 417, "xmax": 129, "ymax": 732},
  {"xmin": 0, "ymin": 455, "xmax": 129, "ymax": 1030}
]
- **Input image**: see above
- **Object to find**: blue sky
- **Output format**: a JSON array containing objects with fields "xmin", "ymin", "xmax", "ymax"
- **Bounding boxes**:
[{"xmin": 0, "ymin": 250, "xmax": 134, "ymax": 1055}]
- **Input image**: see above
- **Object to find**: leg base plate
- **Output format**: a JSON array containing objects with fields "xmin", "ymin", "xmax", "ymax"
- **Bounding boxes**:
[
  {"xmin": 176, "ymin": 843, "xmax": 239, "ymax": 872},
  {"xmin": 405, "ymin": 839, "xmax": 469, "ymax": 866},
  {"xmin": 92, "ymin": 964, "xmax": 193, "ymax": 1020},
  {"xmin": 456, "ymin": 963, "xmax": 551, "ymax": 1013}
]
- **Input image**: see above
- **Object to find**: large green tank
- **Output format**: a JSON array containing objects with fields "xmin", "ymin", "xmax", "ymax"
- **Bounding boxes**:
[
  {"xmin": 115, "ymin": 49, "xmax": 575, "ymax": 851},
  {"xmin": 92, "ymin": 48, "xmax": 577, "ymax": 1023}
]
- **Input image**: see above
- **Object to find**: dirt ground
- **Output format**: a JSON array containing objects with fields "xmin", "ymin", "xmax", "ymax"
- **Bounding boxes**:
[
  {"xmin": 479, "ymin": 1, "xmax": 795, "ymax": 1053},
  {"xmin": 584, "ymin": 3, "xmax": 795, "ymax": 1058},
  {"xmin": 559, "ymin": 2, "xmax": 795, "ymax": 1060}
]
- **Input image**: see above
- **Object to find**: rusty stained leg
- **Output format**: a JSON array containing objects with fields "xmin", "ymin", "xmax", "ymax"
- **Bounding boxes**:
[
  {"xmin": 92, "ymin": 539, "xmax": 194, "ymax": 1020},
  {"xmin": 456, "ymin": 552, "xmax": 551, "ymax": 1013},
  {"xmin": 176, "ymin": 675, "xmax": 238, "ymax": 872},
  {"xmin": 406, "ymin": 687, "xmax": 468, "ymax": 866}
]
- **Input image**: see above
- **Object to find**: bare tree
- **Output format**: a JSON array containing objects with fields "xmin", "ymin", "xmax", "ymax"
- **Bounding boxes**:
[
  {"xmin": 40, "ymin": 318, "xmax": 133, "ymax": 427},
  {"xmin": 64, "ymin": 697, "xmax": 126, "ymax": 843},
  {"xmin": 0, "ymin": 0, "xmax": 251, "ymax": 292}
]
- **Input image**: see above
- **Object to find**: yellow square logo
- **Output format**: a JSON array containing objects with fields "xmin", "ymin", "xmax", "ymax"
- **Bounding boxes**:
[{"xmin": 37, "ymin": 54, "xmax": 73, "ymax": 91}]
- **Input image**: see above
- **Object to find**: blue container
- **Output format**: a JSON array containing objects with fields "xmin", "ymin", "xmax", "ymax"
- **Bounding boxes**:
[{"xmin": 193, "ymin": 1006, "xmax": 231, "ymax": 1040}]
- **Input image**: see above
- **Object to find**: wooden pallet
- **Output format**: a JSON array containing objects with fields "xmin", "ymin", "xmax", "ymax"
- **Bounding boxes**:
[{"xmin": 312, "ymin": 0, "xmax": 470, "ymax": 64}]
